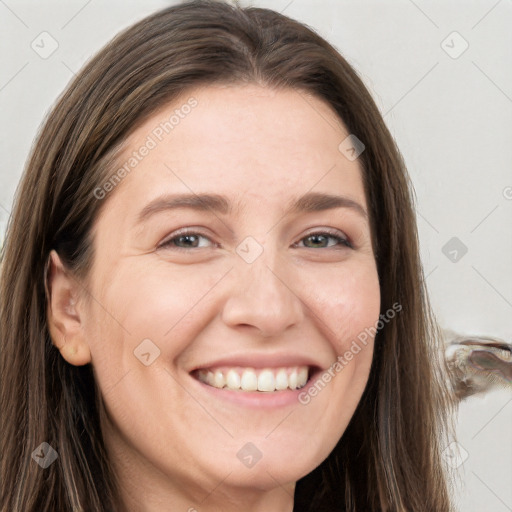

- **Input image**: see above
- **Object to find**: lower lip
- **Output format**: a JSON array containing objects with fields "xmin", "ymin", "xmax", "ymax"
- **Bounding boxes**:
[{"xmin": 189, "ymin": 372, "xmax": 320, "ymax": 409}]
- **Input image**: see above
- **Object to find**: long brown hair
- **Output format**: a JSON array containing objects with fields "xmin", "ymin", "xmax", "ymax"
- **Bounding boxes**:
[{"xmin": 0, "ymin": 1, "xmax": 456, "ymax": 510}]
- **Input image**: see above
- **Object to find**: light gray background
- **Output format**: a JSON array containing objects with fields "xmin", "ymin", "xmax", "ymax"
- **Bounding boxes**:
[{"xmin": 1, "ymin": 1, "xmax": 511, "ymax": 510}]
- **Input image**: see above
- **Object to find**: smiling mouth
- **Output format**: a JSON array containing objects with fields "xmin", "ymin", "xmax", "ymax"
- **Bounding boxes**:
[{"xmin": 192, "ymin": 366, "xmax": 313, "ymax": 392}]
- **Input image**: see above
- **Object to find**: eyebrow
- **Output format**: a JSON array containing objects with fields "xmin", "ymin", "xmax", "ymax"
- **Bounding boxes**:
[{"xmin": 136, "ymin": 191, "xmax": 368, "ymax": 224}]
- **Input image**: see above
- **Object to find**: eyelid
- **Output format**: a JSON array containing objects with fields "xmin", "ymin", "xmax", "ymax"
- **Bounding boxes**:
[
  {"xmin": 158, "ymin": 227, "xmax": 215, "ymax": 250},
  {"xmin": 158, "ymin": 226, "xmax": 353, "ymax": 251},
  {"xmin": 294, "ymin": 227, "xmax": 352, "ymax": 249}
]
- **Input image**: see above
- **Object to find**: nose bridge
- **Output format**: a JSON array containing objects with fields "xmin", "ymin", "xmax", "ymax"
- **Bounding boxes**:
[{"xmin": 221, "ymin": 239, "xmax": 304, "ymax": 336}]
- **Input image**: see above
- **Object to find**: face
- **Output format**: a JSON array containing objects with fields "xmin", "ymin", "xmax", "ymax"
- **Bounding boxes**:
[{"xmin": 71, "ymin": 85, "xmax": 380, "ymax": 506}]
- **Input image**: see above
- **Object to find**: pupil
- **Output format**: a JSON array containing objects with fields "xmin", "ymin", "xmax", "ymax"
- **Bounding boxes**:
[
  {"xmin": 309, "ymin": 235, "xmax": 326, "ymax": 247},
  {"xmin": 179, "ymin": 235, "xmax": 197, "ymax": 247}
]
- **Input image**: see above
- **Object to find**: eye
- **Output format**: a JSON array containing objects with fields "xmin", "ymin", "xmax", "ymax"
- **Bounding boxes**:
[
  {"xmin": 158, "ymin": 229, "xmax": 215, "ymax": 250},
  {"xmin": 294, "ymin": 230, "xmax": 352, "ymax": 250},
  {"xmin": 158, "ymin": 228, "xmax": 352, "ymax": 251}
]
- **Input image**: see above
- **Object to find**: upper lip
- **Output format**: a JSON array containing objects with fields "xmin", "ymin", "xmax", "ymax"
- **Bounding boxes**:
[{"xmin": 189, "ymin": 352, "xmax": 326, "ymax": 372}]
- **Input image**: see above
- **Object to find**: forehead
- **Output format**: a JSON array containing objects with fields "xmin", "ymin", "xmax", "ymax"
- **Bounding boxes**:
[{"xmin": 97, "ymin": 84, "xmax": 367, "ymax": 223}]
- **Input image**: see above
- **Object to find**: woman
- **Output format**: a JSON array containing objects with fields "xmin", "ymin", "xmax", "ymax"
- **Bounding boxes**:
[{"xmin": 0, "ymin": 1, "xmax": 456, "ymax": 510}]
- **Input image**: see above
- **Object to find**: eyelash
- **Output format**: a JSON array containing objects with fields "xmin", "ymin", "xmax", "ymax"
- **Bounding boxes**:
[{"xmin": 159, "ymin": 228, "xmax": 353, "ymax": 251}]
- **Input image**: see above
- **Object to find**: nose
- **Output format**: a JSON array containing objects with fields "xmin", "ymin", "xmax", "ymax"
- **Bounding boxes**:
[{"xmin": 221, "ymin": 256, "xmax": 304, "ymax": 338}]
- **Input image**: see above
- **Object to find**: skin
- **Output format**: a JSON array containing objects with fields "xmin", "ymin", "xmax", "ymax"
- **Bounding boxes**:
[{"xmin": 47, "ymin": 84, "xmax": 381, "ymax": 512}]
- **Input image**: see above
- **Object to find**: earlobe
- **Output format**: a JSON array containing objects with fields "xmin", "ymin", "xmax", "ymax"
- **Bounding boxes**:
[{"xmin": 45, "ymin": 250, "xmax": 92, "ymax": 366}]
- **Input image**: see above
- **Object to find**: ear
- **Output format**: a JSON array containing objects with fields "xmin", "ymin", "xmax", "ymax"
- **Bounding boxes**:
[{"xmin": 45, "ymin": 250, "xmax": 91, "ymax": 366}]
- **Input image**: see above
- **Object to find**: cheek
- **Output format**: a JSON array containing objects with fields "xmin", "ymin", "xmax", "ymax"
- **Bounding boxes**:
[
  {"xmin": 85, "ymin": 261, "xmax": 230, "ymax": 366},
  {"xmin": 299, "ymin": 258, "xmax": 381, "ymax": 354},
  {"xmin": 85, "ymin": 255, "xmax": 380, "ymax": 377},
  {"xmin": 277, "ymin": 258, "xmax": 380, "ymax": 467}
]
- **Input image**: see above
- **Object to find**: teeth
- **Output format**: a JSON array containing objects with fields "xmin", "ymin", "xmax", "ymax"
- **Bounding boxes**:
[
  {"xmin": 197, "ymin": 366, "xmax": 309, "ymax": 392},
  {"xmin": 289, "ymin": 369, "xmax": 298, "ymax": 390},
  {"xmin": 240, "ymin": 369, "xmax": 258, "ymax": 391},
  {"xmin": 257, "ymin": 370, "xmax": 275, "ymax": 391},
  {"xmin": 298, "ymin": 367, "xmax": 308, "ymax": 387},
  {"xmin": 213, "ymin": 370, "xmax": 225, "ymax": 388},
  {"xmin": 226, "ymin": 369, "xmax": 241, "ymax": 389},
  {"xmin": 275, "ymin": 369, "xmax": 289, "ymax": 390}
]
